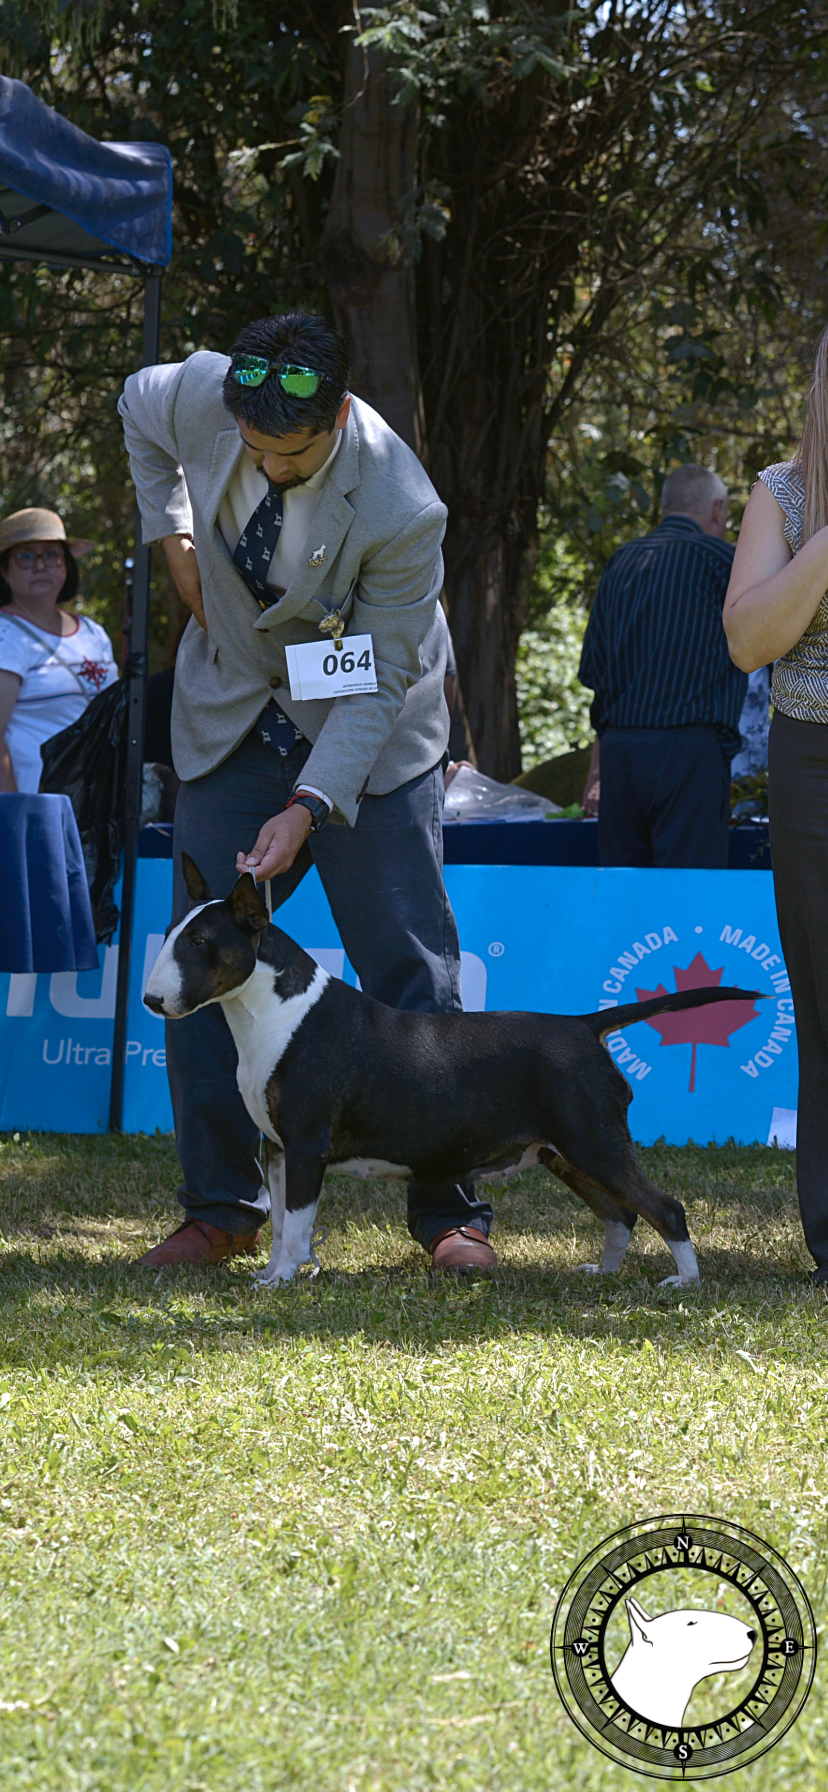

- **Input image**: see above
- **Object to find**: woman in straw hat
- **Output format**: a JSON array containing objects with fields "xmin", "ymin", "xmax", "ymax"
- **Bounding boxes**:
[
  {"xmin": 725, "ymin": 323, "xmax": 828, "ymax": 1285},
  {"xmin": 0, "ymin": 507, "xmax": 116, "ymax": 793}
]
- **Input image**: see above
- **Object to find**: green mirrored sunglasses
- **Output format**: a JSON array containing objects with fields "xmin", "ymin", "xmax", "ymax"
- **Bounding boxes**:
[{"xmin": 231, "ymin": 355, "xmax": 338, "ymax": 396}]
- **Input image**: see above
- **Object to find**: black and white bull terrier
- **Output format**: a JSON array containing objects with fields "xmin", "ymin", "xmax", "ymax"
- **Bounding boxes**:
[{"xmin": 143, "ymin": 857, "xmax": 761, "ymax": 1289}]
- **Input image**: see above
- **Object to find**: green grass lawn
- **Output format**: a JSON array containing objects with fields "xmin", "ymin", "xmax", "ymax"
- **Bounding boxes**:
[{"xmin": 0, "ymin": 1132, "xmax": 826, "ymax": 1790}]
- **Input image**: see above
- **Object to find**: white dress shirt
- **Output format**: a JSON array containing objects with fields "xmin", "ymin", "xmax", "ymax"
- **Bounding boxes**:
[{"xmin": 217, "ymin": 431, "xmax": 341, "ymax": 591}]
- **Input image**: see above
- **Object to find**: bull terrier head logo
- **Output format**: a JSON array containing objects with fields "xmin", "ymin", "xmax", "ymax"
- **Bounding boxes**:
[
  {"xmin": 551, "ymin": 1516, "xmax": 816, "ymax": 1778},
  {"xmin": 611, "ymin": 1595, "xmax": 757, "ymax": 1727}
]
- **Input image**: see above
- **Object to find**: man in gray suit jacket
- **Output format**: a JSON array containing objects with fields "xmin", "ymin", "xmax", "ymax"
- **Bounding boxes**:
[{"xmin": 119, "ymin": 312, "xmax": 496, "ymax": 1274}]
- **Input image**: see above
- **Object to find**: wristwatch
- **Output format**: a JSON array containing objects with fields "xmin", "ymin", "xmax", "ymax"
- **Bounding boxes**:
[{"xmin": 286, "ymin": 790, "xmax": 330, "ymax": 833}]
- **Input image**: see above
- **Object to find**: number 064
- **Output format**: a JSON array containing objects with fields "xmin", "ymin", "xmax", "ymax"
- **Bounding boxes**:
[{"xmin": 323, "ymin": 648, "xmax": 372, "ymax": 675}]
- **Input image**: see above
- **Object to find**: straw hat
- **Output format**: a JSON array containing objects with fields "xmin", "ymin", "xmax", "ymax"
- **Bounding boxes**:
[{"xmin": 0, "ymin": 507, "xmax": 93, "ymax": 556}]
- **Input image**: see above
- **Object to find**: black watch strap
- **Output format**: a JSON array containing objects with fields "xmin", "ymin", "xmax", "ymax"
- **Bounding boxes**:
[{"xmin": 286, "ymin": 791, "xmax": 329, "ymax": 833}]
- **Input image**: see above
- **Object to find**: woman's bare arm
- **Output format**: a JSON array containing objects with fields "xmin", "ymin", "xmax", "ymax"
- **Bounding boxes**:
[
  {"xmin": 724, "ymin": 479, "xmax": 828, "ymax": 671},
  {"xmin": 0, "ymin": 669, "xmax": 21, "ymax": 792}
]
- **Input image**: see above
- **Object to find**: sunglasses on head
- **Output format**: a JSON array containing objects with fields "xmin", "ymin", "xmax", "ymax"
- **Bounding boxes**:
[{"xmin": 230, "ymin": 355, "xmax": 339, "ymax": 396}]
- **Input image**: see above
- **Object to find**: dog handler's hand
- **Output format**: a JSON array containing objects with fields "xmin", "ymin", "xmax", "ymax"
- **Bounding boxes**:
[
  {"xmin": 236, "ymin": 806, "xmax": 313, "ymax": 881},
  {"xmin": 161, "ymin": 533, "xmax": 207, "ymax": 631}
]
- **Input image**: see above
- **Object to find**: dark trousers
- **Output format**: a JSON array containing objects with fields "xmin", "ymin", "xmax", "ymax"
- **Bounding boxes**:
[
  {"xmin": 768, "ymin": 709, "xmax": 828, "ymax": 1274},
  {"xmin": 598, "ymin": 725, "xmax": 731, "ymax": 868},
  {"xmin": 165, "ymin": 719, "xmax": 493, "ymax": 1249}
]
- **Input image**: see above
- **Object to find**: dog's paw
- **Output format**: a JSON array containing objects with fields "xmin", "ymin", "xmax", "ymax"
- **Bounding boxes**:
[
  {"xmin": 252, "ymin": 1264, "xmax": 296, "ymax": 1288},
  {"xmin": 576, "ymin": 1262, "xmax": 604, "ymax": 1275},
  {"xmin": 658, "ymin": 1271, "xmax": 700, "ymax": 1288}
]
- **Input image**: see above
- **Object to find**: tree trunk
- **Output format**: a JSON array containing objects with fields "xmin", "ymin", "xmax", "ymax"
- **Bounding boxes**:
[
  {"xmin": 443, "ymin": 515, "xmax": 539, "ymax": 780},
  {"xmin": 410, "ymin": 64, "xmax": 571, "ymax": 780},
  {"xmin": 418, "ymin": 195, "xmax": 552, "ymax": 776},
  {"xmin": 319, "ymin": 41, "xmax": 582, "ymax": 778},
  {"xmin": 321, "ymin": 41, "xmax": 425, "ymax": 458}
]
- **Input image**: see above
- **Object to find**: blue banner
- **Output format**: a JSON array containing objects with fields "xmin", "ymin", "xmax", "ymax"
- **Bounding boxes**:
[{"xmin": 0, "ymin": 863, "xmax": 796, "ymax": 1147}]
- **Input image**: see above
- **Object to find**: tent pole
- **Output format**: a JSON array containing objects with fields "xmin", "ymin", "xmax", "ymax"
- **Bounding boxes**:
[{"xmin": 109, "ymin": 270, "xmax": 162, "ymax": 1132}]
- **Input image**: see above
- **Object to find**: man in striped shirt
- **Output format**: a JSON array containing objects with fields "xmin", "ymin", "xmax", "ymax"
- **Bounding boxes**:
[{"xmin": 579, "ymin": 464, "xmax": 746, "ymax": 867}]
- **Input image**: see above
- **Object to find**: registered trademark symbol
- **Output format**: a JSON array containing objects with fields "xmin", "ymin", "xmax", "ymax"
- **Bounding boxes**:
[{"xmin": 488, "ymin": 941, "xmax": 505, "ymax": 957}]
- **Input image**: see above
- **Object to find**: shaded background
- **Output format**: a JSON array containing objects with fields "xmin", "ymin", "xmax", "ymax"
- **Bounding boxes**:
[{"xmin": 1, "ymin": 0, "xmax": 826, "ymax": 775}]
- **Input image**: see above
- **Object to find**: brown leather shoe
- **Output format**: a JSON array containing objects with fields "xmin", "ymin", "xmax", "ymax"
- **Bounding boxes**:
[
  {"xmin": 134, "ymin": 1219, "xmax": 262, "ymax": 1268},
  {"xmin": 430, "ymin": 1225, "xmax": 497, "ymax": 1275}
]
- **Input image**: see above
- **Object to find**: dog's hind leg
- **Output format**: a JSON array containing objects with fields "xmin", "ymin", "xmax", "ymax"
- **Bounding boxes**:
[
  {"xmin": 255, "ymin": 1144, "xmax": 326, "ymax": 1288},
  {"xmin": 253, "ymin": 1148, "xmax": 286, "ymax": 1288},
  {"xmin": 545, "ymin": 1142, "xmax": 699, "ymax": 1287},
  {"xmin": 544, "ymin": 1053, "xmax": 700, "ymax": 1285},
  {"xmin": 540, "ymin": 1150, "xmax": 638, "ymax": 1274},
  {"xmin": 589, "ymin": 1157, "xmax": 699, "ymax": 1287}
]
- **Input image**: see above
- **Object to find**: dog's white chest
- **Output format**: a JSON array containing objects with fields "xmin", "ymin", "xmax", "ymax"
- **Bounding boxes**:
[
  {"xmin": 236, "ymin": 1064, "xmax": 281, "ymax": 1144},
  {"xmin": 223, "ymin": 963, "xmax": 329, "ymax": 1142}
]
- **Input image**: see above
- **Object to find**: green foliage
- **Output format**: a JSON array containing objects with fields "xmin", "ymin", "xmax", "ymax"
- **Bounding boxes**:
[
  {"xmin": 357, "ymin": 0, "xmax": 574, "ymax": 103},
  {"xmin": 0, "ymin": 1131, "xmax": 825, "ymax": 1787},
  {"xmin": 0, "ymin": 0, "xmax": 342, "ymax": 665},
  {"xmin": 518, "ymin": 257, "xmax": 817, "ymax": 742},
  {"xmin": 516, "ymin": 536, "xmax": 593, "ymax": 766},
  {"xmin": 0, "ymin": 0, "xmax": 826, "ymax": 738}
]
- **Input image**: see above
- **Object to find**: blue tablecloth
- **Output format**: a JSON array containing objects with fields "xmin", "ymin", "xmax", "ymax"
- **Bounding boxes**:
[
  {"xmin": 441, "ymin": 817, "xmax": 771, "ymax": 870},
  {"xmin": 0, "ymin": 793, "xmax": 99, "ymax": 972},
  {"xmin": 137, "ymin": 817, "xmax": 772, "ymax": 870}
]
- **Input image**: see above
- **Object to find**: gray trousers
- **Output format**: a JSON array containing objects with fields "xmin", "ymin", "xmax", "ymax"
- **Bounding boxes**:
[{"xmin": 166, "ymin": 717, "xmax": 494, "ymax": 1247}]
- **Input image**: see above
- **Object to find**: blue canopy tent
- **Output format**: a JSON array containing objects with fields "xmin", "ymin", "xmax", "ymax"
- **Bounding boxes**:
[{"xmin": 0, "ymin": 76, "xmax": 173, "ymax": 1129}]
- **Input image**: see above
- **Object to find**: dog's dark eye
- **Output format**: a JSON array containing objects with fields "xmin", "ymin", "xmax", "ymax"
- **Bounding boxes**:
[
  {"xmin": 687, "ymin": 1620, "xmax": 698, "ymax": 1627},
  {"xmin": 189, "ymin": 934, "xmax": 206, "ymax": 947}
]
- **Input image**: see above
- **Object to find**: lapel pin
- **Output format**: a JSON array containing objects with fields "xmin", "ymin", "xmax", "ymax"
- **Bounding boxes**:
[{"xmin": 309, "ymin": 545, "xmax": 327, "ymax": 567}]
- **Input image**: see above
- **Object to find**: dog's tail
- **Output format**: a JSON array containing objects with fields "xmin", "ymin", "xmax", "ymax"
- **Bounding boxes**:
[{"xmin": 580, "ymin": 985, "xmax": 764, "ymax": 1042}]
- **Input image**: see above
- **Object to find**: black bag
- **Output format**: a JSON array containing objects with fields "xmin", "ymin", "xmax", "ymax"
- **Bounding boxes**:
[{"xmin": 39, "ymin": 673, "xmax": 130, "ymax": 944}]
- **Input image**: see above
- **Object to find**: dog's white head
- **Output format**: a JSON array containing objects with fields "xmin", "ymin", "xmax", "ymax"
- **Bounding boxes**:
[
  {"xmin": 618, "ymin": 1595, "xmax": 756, "ymax": 1710},
  {"xmin": 144, "ymin": 854, "xmax": 269, "ymax": 1019}
]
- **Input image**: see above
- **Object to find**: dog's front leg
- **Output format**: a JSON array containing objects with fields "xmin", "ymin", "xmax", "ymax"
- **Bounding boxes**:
[
  {"xmin": 253, "ymin": 1150, "xmax": 286, "ymax": 1288},
  {"xmin": 254, "ymin": 1144, "xmax": 326, "ymax": 1288}
]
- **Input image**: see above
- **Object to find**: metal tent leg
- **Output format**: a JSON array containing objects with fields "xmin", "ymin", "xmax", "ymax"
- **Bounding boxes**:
[{"xmin": 109, "ymin": 270, "xmax": 162, "ymax": 1132}]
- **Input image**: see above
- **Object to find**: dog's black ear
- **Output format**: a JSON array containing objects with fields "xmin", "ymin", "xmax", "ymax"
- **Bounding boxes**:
[
  {"xmin": 227, "ymin": 872, "xmax": 269, "ymax": 935},
  {"xmin": 182, "ymin": 853, "xmax": 214, "ymax": 907}
]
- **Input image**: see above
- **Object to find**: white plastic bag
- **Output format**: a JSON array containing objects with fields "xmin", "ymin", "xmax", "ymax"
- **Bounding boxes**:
[{"xmin": 443, "ymin": 764, "xmax": 561, "ymax": 822}]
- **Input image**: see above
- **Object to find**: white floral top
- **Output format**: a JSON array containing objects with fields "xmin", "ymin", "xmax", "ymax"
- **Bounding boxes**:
[
  {"xmin": 0, "ymin": 610, "xmax": 116, "ymax": 791},
  {"xmin": 758, "ymin": 460, "xmax": 828, "ymax": 725}
]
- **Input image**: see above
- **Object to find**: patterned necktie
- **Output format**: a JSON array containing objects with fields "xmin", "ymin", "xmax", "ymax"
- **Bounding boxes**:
[{"xmin": 232, "ymin": 484, "xmax": 284, "ymax": 609}]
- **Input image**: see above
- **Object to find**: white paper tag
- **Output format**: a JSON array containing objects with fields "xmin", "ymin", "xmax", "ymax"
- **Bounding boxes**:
[{"xmin": 285, "ymin": 633, "xmax": 378, "ymax": 701}]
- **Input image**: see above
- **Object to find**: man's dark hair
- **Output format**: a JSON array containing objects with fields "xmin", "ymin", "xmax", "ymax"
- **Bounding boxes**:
[
  {"xmin": 222, "ymin": 313, "xmax": 349, "ymax": 438},
  {"xmin": 0, "ymin": 543, "xmax": 78, "ymax": 607}
]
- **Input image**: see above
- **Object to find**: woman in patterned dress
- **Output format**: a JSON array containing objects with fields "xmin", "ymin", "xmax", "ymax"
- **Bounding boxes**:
[{"xmin": 725, "ymin": 323, "xmax": 828, "ymax": 1282}]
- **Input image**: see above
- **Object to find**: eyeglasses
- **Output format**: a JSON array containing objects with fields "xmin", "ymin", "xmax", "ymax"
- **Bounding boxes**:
[
  {"xmin": 230, "ymin": 355, "xmax": 338, "ymax": 396},
  {"xmin": 10, "ymin": 548, "xmax": 65, "ymax": 568}
]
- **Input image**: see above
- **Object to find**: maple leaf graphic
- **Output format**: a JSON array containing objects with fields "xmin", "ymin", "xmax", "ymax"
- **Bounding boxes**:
[{"xmin": 635, "ymin": 950, "xmax": 761, "ymax": 1092}]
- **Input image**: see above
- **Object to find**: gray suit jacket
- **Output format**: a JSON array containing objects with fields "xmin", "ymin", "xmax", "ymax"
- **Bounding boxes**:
[{"xmin": 118, "ymin": 352, "xmax": 450, "ymax": 823}]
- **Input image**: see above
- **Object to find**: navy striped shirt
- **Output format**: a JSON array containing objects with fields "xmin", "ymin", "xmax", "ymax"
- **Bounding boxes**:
[{"xmin": 578, "ymin": 516, "xmax": 746, "ymax": 757}]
